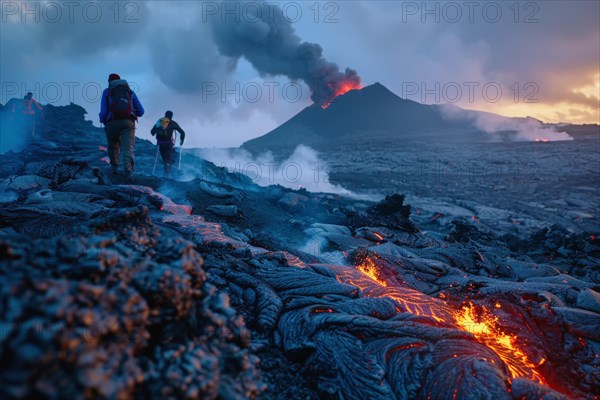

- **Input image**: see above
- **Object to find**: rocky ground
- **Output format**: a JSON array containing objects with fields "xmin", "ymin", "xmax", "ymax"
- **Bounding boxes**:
[{"xmin": 0, "ymin": 104, "xmax": 599, "ymax": 399}]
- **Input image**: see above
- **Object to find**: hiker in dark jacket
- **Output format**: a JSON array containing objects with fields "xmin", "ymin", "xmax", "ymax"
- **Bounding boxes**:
[
  {"xmin": 151, "ymin": 110, "xmax": 185, "ymax": 176},
  {"xmin": 99, "ymin": 73, "xmax": 144, "ymax": 178}
]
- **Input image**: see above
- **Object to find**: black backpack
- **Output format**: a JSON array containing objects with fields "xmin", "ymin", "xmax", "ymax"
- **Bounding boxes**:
[{"xmin": 108, "ymin": 84, "xmax": 133, "ymax": 120}]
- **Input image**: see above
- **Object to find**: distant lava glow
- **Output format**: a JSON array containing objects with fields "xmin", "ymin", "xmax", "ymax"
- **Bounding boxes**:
[
  {"xmin": 321, "ymin": 80, "xmax": 362, "ymax": 109},
  {"xmin": 338, "ymin": 255, "xmax": 548, "ymax": 386}
]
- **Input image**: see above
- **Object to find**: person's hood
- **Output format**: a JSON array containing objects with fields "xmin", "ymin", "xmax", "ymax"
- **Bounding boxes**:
[{"xmin": 109, "ymin": 79, "xmax": 129, "ymax": 89}]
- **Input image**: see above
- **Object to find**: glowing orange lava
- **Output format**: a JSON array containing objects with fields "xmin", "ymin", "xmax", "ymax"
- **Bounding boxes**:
[
  {"xmin": 338, "ymin": 256, "xmax": 547, "ymax": 386},
  {"xmin": 161, "ymin": 204, "xmax": 192, "ymax": 215},
  {"xmin": 321, "ymin": 81, "xmax": 362, "ymax": 109},
  {"xmin": 355, "ymin": 256, "xmax": 388, "ymax": 287},
  {"xmin": 455, "ymin": 303, "xmax": 545, "ymax": 384},
  {"xmin": 535, "ymin": 138, "xmax": 550, "ymax": 142}
]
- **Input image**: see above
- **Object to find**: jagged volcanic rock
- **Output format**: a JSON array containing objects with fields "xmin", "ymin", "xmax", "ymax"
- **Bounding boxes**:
[{"xmin": 0, "ymin": 206, "xmax": 262, "ymax": 399}]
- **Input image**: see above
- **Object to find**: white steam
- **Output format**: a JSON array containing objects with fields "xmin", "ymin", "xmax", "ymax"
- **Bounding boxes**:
[
  {"xmin": 0, "ymin": 116, "xmax": 30, "ymax": 153},
  {"xmin": 439, "ymin": 104, "xmax": 573, "ymax": 142},
  {"xmin": 196, "ymin": 144, "xmax": 370, "ymax": 198}
]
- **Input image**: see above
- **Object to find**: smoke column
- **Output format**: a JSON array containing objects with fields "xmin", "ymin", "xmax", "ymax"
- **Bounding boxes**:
[{"xmin": 208, "ymin": 1, "xmax": 361, "ymax": 106}]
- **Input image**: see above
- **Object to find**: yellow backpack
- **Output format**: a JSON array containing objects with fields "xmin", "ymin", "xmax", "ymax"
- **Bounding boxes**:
[{"xmin": 155, "ymin": 117, "xmax": 170, "ymax": 139}]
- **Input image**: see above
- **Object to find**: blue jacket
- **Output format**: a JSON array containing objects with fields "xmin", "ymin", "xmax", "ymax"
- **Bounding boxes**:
[{"xmin": 99, "ymin": 79, "xmax": 144, "ymax": 124}]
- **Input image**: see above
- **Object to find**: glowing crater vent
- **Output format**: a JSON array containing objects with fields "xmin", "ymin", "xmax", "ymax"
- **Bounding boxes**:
[{"xmin": 321, "ymin": 80, "xmax": 362, "ymax": 109}]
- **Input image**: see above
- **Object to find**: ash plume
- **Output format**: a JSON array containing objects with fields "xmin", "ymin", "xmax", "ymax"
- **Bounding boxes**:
[{"xmin": 208, "ymin": 1, "xmax": 361, "ymax": 106}]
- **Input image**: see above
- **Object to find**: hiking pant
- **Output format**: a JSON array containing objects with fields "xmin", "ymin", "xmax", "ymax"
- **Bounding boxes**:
[
  {"xmin": 159, "ymin": 144, "xmax": 174, "ymax": 173},
  {"xmin": 105, "ymin": 119, "xmax": 136, "ymax": 174}
]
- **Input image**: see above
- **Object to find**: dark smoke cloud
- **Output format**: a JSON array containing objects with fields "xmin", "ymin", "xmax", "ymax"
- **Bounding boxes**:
[{"xmin": 209, "ymin": 1, "xmax": 361, "ymax": 106}]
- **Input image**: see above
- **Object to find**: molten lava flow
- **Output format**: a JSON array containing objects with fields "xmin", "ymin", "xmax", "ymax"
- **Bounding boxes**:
[
  {"xmin": 335, "ymin": 261, "xmax": 455, "ymax": 325},
  {"xmin": 161, "ymin": 204, "xmax": 193, "ymax": 215},
  {"xmin": 356, "ymin": 256, "xmax": 388, "ymax": 287},
  {"xmin": 535, "ymin": 138, "xmax": 550, "ymax": 142},
  {"xmin": 455, "ymin": 303, "xmax": 546, "ymax": 384},
  {"xmin": 339, "ymin": 255, "xmax": 547, "ymax": 385},
  {"xmin": 321, "ymin": 80, "xmax": 362, "ymax": 109}
]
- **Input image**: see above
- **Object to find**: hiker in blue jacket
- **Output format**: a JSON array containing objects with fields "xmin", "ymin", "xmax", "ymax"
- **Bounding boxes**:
[{"xmin": 99, "ymin": 73, "xmax": 144, "ymax": 179}]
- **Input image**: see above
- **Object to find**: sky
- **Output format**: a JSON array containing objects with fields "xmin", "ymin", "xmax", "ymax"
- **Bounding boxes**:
[{"xmin": 1, "ymin": 0, "xmax": 599, "ymax": 148}]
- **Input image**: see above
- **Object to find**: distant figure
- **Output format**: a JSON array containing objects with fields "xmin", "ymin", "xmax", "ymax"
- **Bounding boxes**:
[
  {"xmin": 151, "ymin": 110, "xmax": 185, "ymax": 176},
  {"xmin": 99, "ymin": 73, "xmax": 144, "ymax": 179},
  {"xmin": 20, "ymin": 92, "xmax": 44, "ymax": 137}
]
